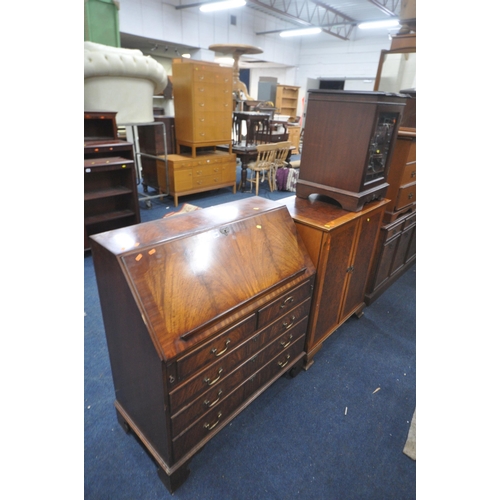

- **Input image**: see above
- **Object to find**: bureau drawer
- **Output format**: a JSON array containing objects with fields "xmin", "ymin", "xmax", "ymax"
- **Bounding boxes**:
[
  {"xmin": 171, "ymin": 333, "xmax": 306, "ymax": 461},
  {"xmin": 401, "ymin": 161, "xmax": 416, "ymax": 185},
  {"xmin": 169, "ymin": 300, "xmax": 309, "ymax": 414},
  {"xmin": 395, "ymin": 183, "xmax": 416, "ymax": 211},
  {"xmin": 175, "ymin": 315, "xmax": 256, "ymax": 381},
  {"xmin": 257, "ymin": 280, "xmax": 312, "ymax": 328},
  {"xmin": 170, "ymin": 317, "xmax": 308, "ymax": 437}
]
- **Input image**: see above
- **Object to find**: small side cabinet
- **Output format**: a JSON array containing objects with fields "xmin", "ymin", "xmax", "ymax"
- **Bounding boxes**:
[{"xmin": 282, "ymin": 195, "xmax": 389, "ymax": 368}]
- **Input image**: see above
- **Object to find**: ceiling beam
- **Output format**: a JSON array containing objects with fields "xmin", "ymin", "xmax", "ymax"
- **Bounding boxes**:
[
  {"xmin": 368, "ymin": 0, "xmax": 401, "ymax": 17},
  {"xmin": 247, "ymin": 0, "xmax": 355, "ymax": 40}
]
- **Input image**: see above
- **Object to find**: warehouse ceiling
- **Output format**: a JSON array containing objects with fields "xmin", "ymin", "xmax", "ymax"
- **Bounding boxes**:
[{"xmin": 120, "ymin": 0, "xmax": 414, "ymax": 64}]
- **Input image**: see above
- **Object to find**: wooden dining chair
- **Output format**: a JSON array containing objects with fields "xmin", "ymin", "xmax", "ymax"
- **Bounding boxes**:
[
  {"xmin": 270, "ymin": 141, "xmax": 291, "ymax": 191},
  {"xmin": 247, "ymin": 143, "xmax": 278, "ymax": 196}
]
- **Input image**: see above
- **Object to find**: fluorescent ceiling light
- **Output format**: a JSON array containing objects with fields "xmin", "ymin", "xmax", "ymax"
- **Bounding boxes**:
[
  {"xmin": 199, "ymin": 0, "xmax": 246, "ymax": 12},
  {"xmin": 280, "ymin": 27, "xmax": 322, "ymax": 38},
  {"xmin": 358, "ymin": 19, "xmax": 400, "ymax": 30}
]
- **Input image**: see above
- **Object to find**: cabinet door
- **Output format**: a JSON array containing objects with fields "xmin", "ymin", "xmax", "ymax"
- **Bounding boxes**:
[
  {"xmin": 311, "ymin": 220, "xmax": 357, "ymax": 349},
  {"xmin": 341, "ymin": 208, "xmax": 384, "ymax": 318}
]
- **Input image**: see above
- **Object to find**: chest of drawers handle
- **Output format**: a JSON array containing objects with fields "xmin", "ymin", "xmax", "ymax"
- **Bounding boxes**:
[
  {"xmin": 277, "ymin": 354, "xmax": 291, "ymax": 368},
  {"xmin": 204, "ymin": 367, "xmax": 223, "ymax": 386},
  {"xmin": 282, "ymin": 315, "xmax": 296, "ymax": 331},
  {"xmin": 211, "ymin": 339, "xmax": 231, "ymax": 357},
  {"xmin": 204, "ymin": 389, "xmax": 223, "ymax": 408},
  {"xmin": 204, "ymin": 412, "xmax": 223, "ymax": 431},
  {"xmin": 280, "ymin": 333, "xmax": 294, "ymax": 349},
  {"xmin": 280, "ymin": 296, "xmax": 294, "ymax": 309}
]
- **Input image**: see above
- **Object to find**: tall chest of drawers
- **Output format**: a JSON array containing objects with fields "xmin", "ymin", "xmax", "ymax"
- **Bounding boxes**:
[
  {"xmin": 172, "ymin": 58, "xmax": 233, "ymax": 157},
  {"xmin": 90, "ymin": 197, "xmax": 316, "ymax": 493}
]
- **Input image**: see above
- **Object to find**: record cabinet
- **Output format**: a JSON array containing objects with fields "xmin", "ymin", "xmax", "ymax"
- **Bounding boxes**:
[
  {"xmin": 296, "ymin": 90, "xmax": 407, "ymax": 212},
  {"xmin": 90, "ymin": 197, "xmax": 316, "ymax": 492}
]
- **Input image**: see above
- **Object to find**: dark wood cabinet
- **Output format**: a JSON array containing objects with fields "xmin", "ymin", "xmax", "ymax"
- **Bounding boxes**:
[
  {"xmin": 365, "ymin": 208, "xmax": 416, "ymax": 305},
  {"xmin": 296, "ymin": 90, "xmax": 407, "ymax": 212},
  {"xmin": 90, "ymin": 197, "xmax": 316, "ymax": 493},
  {"xmin": 281, "ymin": 195, "xmax": 388, "ymax": 368},
  {"xmin": 84, "ymin": 112, "xmax": 140, "ymax": 251},
  {"xmin": 136, "ymin": 116, "xmax": 176, "ymax": 193}
]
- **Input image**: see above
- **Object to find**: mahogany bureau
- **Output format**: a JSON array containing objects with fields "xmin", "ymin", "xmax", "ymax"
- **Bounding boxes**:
[{"xmin": 90, "ymin": 197, "xmax": 316, "ymax": 493}]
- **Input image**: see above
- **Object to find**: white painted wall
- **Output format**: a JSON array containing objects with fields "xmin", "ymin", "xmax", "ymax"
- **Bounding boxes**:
[{"xmin": 118, "ymin": 1, "xmax": 395, "ymax": 120}]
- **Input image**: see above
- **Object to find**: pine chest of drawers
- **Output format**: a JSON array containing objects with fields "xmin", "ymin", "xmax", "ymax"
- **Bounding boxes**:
[
  {"xmin": 163, "ymin": 150, "xmax": 237, "ymax": 206},
  {"xmin": 90, "ymin": 197, "xmax": 316, "ymax": 493}
]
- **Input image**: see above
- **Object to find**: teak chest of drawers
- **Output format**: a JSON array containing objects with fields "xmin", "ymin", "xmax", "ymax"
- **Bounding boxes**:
[
  {"xmin": 172, "ymin": 58, "xmax": 233, "ymax": 157},
  {"xmin": 161, "ymin": 150, "xmax": 237, "ymax": 206},
  {"xmin": 90, "ymin": 197, "xmax": 316, "ymax": 493}
]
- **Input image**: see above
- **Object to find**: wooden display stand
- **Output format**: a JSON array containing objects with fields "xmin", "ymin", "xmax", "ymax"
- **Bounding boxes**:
[
  {"xmin": 172, "ymin": 58, "xmax": 233, "ymax": 157},
  {"xmin": 281, "ymin": 195, "xmax": 389, "ymax": 368},
  {"xmin": 90, "ymin": 197, "xmax": 316, "ymax": 493},
  {"xmin": 84, "ymin": 111, "xmax": 140, "ymax": 251}
]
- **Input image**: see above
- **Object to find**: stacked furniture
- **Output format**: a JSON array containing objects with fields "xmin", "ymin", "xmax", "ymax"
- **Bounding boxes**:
[
  {"xmin": 84, "ymin": 111, "xmax": 140, "ymax": 251},
  {"xmin": 90, "ymin": 197, "xmax": 316, "ymax": 492},
  {"xmin": 287, "ymin": 89, "xmax": 407, "ymax": 363},
  {"xmin": 364, "ymin": 34, "xmax": 417, "ymax": 305},
  {"xmin": 168, "ymin": 58, "xmax": 237, "ymax": 206}
]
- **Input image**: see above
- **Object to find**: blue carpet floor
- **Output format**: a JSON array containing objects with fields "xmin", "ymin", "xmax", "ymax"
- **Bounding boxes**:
[{"xmin": 84, "ymin": 168, "xmax": 416, "ymax": 499}]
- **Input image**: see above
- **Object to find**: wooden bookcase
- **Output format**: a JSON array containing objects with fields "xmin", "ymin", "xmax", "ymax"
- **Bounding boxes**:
[
  {"xmin": 275, "ymin": 85, "xmax": 300, "ymax": 118},
  {"xmin": 84, "ymin": 111, "xmax": 140, "ymax": 251}
]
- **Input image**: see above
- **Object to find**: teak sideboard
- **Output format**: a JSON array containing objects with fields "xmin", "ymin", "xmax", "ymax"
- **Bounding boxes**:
[{"xmin": 90, "ymin": 197, "xmax": 316, "ymax": 493}]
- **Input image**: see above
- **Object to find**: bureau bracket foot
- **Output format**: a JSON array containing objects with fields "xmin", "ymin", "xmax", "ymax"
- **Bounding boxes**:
[
  {"xmin": 115, "ymin": 408, "xmax": 131, "ymax": 434},
  {"xmin": 157, "ymin": 461, "xmax": 191, "ymax": 494},
  {"xmin": 286, "ymin": 360, "xmax": 304, "ymax": 378}
]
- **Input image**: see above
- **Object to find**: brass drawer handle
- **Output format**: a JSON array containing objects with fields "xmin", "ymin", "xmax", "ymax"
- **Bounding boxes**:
[
  {"xmin": 281, "ymin": 333, "xmax": 294, "ymax": 349},
  {"xmin": 278, "ymin": 354, "xmax": 291, "ymax": 368},
  {"xmin": 204, "ymin": 412, "xmax": 222, "ymax": 431},
  {"xmin": 204, "ymin": 389, "xmax": 223, "ymax": 408},
  {"xmin": 211, "ymin": 339, "xmax": 230, "ymax": 357},
  {"xmin": 280, "ymin": 296, "xmax": 294, "ymax": 309},
  {"xmin": 408, "ymin": 192, "xmax": 414, "ymax": 199},
  {"xmin": 411, "ymin": 171, "xmax": 416, "ymax": 178},
  {"xmin": 204, "ymin": 367, "xmax": 223, "ymax": 386},
  {"xmin": 282, "ymin": 315, "xmax": 296, "ymax": 331}
]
